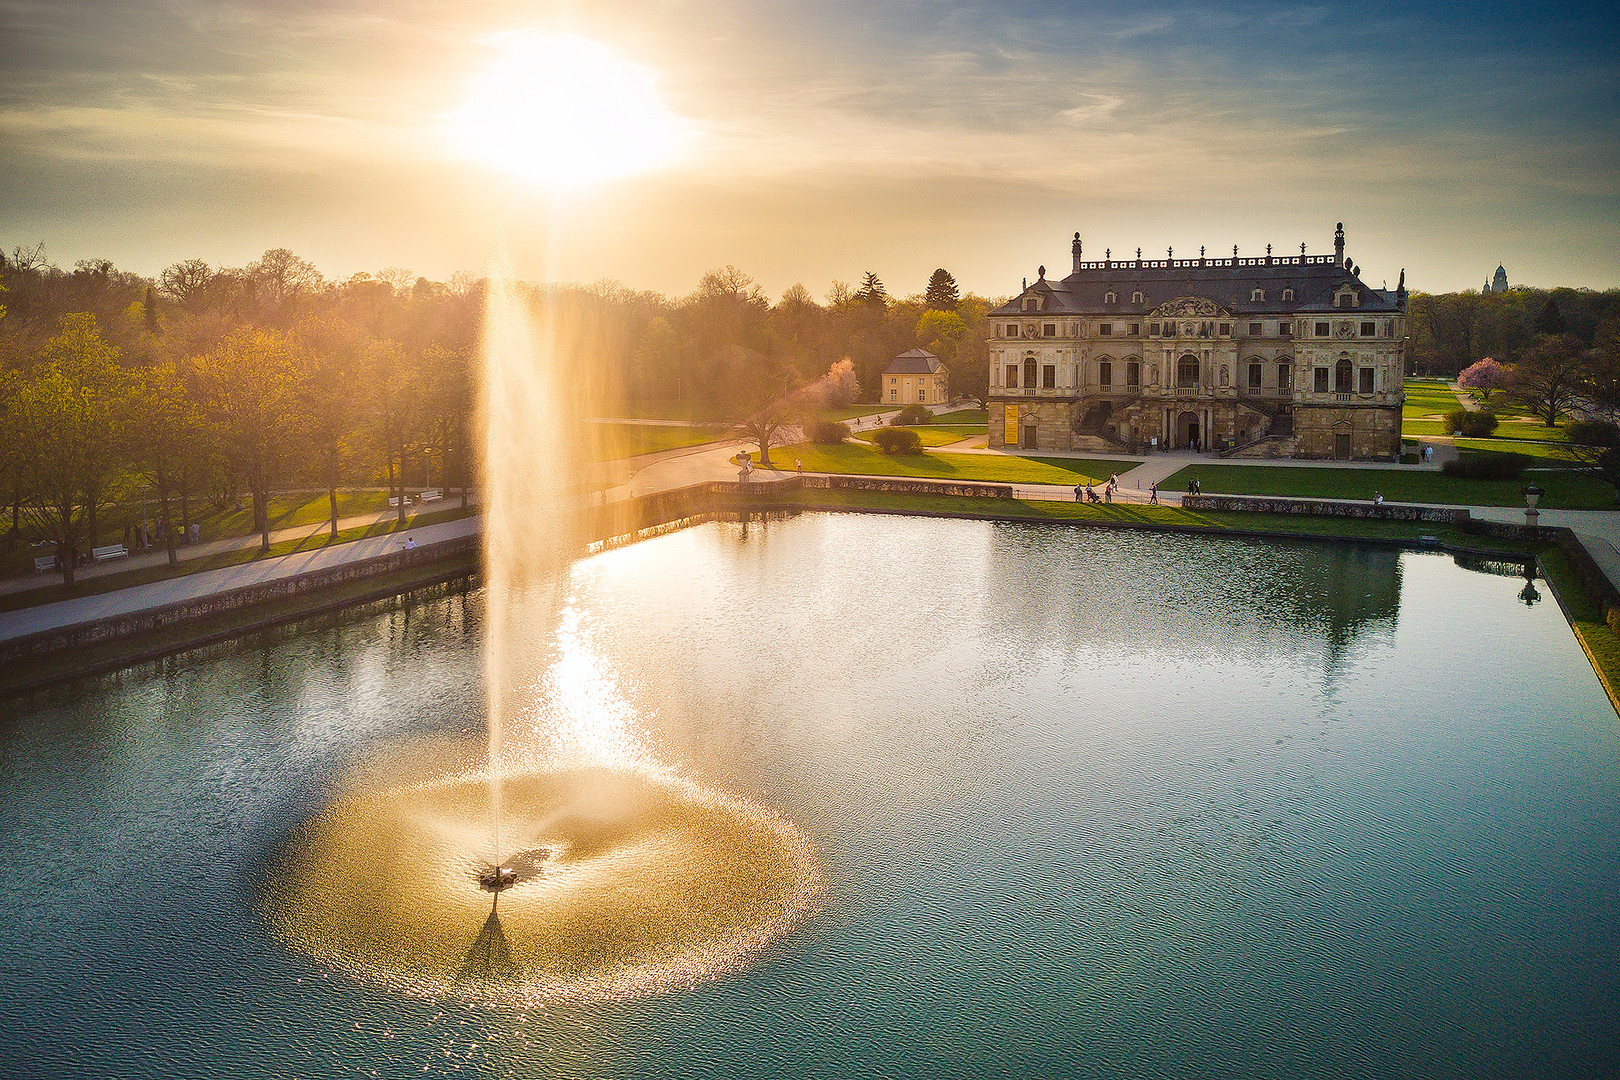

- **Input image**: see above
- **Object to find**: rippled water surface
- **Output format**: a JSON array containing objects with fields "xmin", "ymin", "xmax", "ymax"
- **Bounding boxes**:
[{"xmin": 2, "ymin": 515, "xmax": 1617, "ymax": 1078}]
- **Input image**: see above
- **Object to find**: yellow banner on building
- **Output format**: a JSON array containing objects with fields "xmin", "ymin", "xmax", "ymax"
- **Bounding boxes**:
[{"xmin": 1004, "ymin": 404, "xmax": 1019, "ymax": 446}]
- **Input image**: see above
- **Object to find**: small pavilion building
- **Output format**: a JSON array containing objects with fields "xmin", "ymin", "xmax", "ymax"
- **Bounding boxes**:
[{"xmin": 884, "ymin": 348, "xmax": 948, "ymax": 406}]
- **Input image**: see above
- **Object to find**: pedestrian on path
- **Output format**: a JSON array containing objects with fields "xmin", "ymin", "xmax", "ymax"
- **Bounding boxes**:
[
  {"xmin": 1149, "ymin": 483, "xmax": 1158, "ymax": 504},
  {"xmin": 1075, "ymin": 484, "xmax": 1083, "ymax": 503},
  {"xmin": 1105, "ymin": 485, "xmax": 1113, "ymax": 503}
]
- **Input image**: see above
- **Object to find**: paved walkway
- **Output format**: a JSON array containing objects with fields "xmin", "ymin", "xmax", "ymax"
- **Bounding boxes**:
[{"xmin": 1, "ymin": 495, "xmax": 476, "ymax": 598}]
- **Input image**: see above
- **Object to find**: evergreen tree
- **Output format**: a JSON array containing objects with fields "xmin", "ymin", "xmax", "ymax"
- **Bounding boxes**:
[
  {"xmin": 853, "ymin": 271, "xmax": 888, "ymax": 309},
  {"xmin": 143, "ymin": 286, "xmax": 160, "ymax": 334},
  {"xmin": 924, "ymin": 268, "xmax": 959, "ymax": 310}
]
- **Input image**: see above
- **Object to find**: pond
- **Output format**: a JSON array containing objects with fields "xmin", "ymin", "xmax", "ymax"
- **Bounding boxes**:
[{"xmin": 1, "ymin": 514, "xmax": 1616, "ymax": 1079}]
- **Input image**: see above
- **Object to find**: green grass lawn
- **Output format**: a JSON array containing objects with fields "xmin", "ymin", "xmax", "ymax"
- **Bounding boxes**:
[
  {"xmin": 850, "ymin": 425, "xmax": 983, "ymax": 448},
  {"xmin": 1453, "ymin": 438, "xmax": 1587, "ymax": 463},
  {"xmin": 1402, "ymin": 380, "xmax": 1465, "ymax": 418},
  {"xmin": 764, "ymin": 442, "xmax": 1135, "ymax": 485},
  {"xmin": 1158, "ymin": 463, "xmax": 1615, "ymax": 509},
  {"xmin": 822, "ymin": 405, "xmax": 891, "ymax": 421},
  {"xmin": 588, "ymin": 422, "xmax": 723, "ymax": 459},
  {"xmin": 933, "ymin": 409, "xmax": 988, "ymax": 425}
]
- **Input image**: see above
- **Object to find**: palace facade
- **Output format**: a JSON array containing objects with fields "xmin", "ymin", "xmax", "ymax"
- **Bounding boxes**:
[{"xmin": 987, "ymin": 223, "xmax": 1406, "ymax": 460}]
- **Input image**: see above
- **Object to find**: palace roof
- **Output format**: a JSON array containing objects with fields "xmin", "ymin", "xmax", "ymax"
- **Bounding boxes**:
[
  {"xmin": 885, "ymin": 348, "xmax": 942, "ymax": 374},
  {"xmin": 992, "ymin": 230, "xmax": 1406, "ymax": 317}
]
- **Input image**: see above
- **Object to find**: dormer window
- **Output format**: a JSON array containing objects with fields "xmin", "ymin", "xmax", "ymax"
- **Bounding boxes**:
[
  {"xmin": 1104, "ymin": 291, "xmax": 1117, "ymax": 304},
  {"xmin": 1251, "ymin": 288, "xmax": 1266, "ymax": 302},
  {"xmin": 1282, "ymin": 288, "xmax": 1295, "ymax": 301},
  {"xmin": 1023, "ymin": 297, "xmax": 1039, "ymax": 311},
  {"xmin": 1132, "ymin": 291, "xmax": 1144, "ymax": 304}
]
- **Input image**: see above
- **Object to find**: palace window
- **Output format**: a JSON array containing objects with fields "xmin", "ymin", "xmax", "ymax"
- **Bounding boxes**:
[
  {"xmin": 1128, "ymin": 323, "xmax": 1140, "ymax": 336},
  {"xmin": 1360, "ymin": 321, "xmax": 1376, "ymax": 337},
  {"xmin": 1249, "ymin": 322, "xmax": 1263, "ymax": 336},
  {"xmin": 1248, "ymin": 363, "xmax": 1263, "ymax": 388},
  {"xmin": 1099, "ymin": 323, "xmax": 1112, "ymax": 336},
  {"xmin": 1359, "ymin": 368, "xmax": 1375, "ymax": 394},
  {"xmin": 1127, "ymin": 361, "xmax": 1140, "ymax": 387},
  {"xmin": 1278, "ymin": 363, "xmax": 1292, "ymax": 389},
  {"xmin": 1024, "ymin": 297, "xmax": 1039, "ymax": 311},
  {"xmin": 1219, "ymin": 323, "xmax": 1231, "ymax": 336},
  {"xmin": 1044, "ymin": 323, "xmax": 1056, "ymax": 337},
  {"xmin": 1178, "ymin": 355, "xmax": 1200, "ymax": 388},
  {"xmin": 1006, "ymin": 364, "xmax": 1018, "ymax": 387},
  {"xmin": 1148, "ymin": 322, "xmax": 1160, "ymax": 336},
  {"xmin": 1043, "ymin": 365, "xmax": 1056, "ymax": 389},
  {"xmin": 918, "ymin": 387, "xmax": 926, "ymax": 403},
  {"xmin": 1314, "ymin": 367, "xmax": 1329, "ymax": 392},
  {"xmin": 890, "ymin": 388, "xmax": 898, "ymax": 401},
  {"xmin": 1024, "ymin": 359, "xmax": 1038, "ymax": 387},
  {"xmin": 1282, "ymin": 288, "xmax": 1295, "ymax": 301},
  {"xmin": 1278, "ymin": 321, "xmax": 1292, "ymax": 336},
  {"xmin": 1104, "ymin": 291, "xmax": 1117, "ymax": 304},
  {"xmin": 1099, "ymin": 361, "xmax": 1112, "ymax": 387},
  {"xmin": 1335, "ymin": 357, "xmax": 1353, "ymax": 392},
  {"xmin": 1006, "ymin": 324, "xmax": 1018, "ymax": 337},
  {"xmin": 1251, "ymin": 288, "xmax": 1266, "ymax": 302},
  {"xmin": 1315, "ymin": 321, "xmax": 1331, "ymax": 337},
  {"xmin": 1132, "ymin": 291, "xmax": 1144, "ymax": 304}
]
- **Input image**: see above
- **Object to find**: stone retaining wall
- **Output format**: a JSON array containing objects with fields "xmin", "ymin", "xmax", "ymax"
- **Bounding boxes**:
[{"xmin": 1182, "ymin": 494, "xmax": 1464, "ymax": 524}]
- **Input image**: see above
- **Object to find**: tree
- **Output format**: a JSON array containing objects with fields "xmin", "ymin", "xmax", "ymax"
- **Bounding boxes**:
[
  {"xmin": 720, "ymin": 347, "xmax": 809, "ymax": 467},
  {"xmin": 821, "ymin": 358, "xmax": 860, "ymax": 407},
  {"xmin": 1509, "ymin": 334, "xmax": 1589, "ymax": 427},
  {"xmin": 123, "ymin": 360, "xmax": 203, "ymax": 566},
  {"xmin": 924, "ymin": 269, "xmax": 960, "ymax": 311},
  {"xmin": 10, "ymin": 314, "xmax": 127, "ymax": 584},
  {"xmin": 159, "ymin": 258, "xmax": 218, "ymax": 313},
  {"xmin": 1457, "ymin": 357, "xmax": 1506, "ymax": 404},
  {"xmin": 296, "ymin": 316, "xmax": 369, "ymax": 539},
  {"xmin": 1535, "ymin": 298, "xmax": 1566, "ymax": 336},
  {"xmin": 368, "ymin": 338, "xmax": 422, "ymax": 526},
  {"xmin": 194, "ymin": 327, "xmax": 303, "ymax": 552},
  {"xmin": 853, "ymin": 272, "xmax": 888, "ymax": 310}
]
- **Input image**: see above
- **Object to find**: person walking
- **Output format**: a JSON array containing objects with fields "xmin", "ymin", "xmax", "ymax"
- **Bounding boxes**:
[
  {"xmin": 1149, "ymin": 482, "xmax": 1158, "ymax": 504},
  {"xmin": 1105, "ymin": 484, "xmax": 1113, "ymax": 503},
  {"xmin": 1075, "ymin": 484, "xmax": 1084, "ymax": 503}
]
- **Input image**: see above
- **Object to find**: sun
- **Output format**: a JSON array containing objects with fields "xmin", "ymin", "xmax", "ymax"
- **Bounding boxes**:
[{"xmin": 447, "ymin": 32, "xmax": 683, "ymax": 189}]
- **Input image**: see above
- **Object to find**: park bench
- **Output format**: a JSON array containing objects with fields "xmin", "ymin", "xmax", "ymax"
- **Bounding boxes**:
[
  {"xmin": 33, "ymin": 555, "xmax": 57, "ymax": 573},
  {"xmin": 417, "ymin": 489, "xmax": 442, "ymax": 503},
  {"xmin": 92, "ymin": 544, "xmax": 130, "ymax": 562},
  {"xmin": 388, "ymin": 495, "xmax": 402, "ymax": 508}
]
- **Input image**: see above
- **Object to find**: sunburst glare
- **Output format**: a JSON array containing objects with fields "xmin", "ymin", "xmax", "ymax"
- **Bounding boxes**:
[{"xmin": 446, "ymin": 31, "xmax": 684, "ymax": 189}]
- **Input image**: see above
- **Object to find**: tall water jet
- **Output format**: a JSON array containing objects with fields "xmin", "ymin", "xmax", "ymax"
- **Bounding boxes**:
[{"xmin": 477, "ymin": 258, "xmax": 584, "ymax": 871}]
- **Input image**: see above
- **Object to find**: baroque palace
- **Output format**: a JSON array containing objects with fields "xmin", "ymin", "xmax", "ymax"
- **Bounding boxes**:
[{"xmin": 987, "ymin": 223, "xmax": 1406, "ymax": 460}]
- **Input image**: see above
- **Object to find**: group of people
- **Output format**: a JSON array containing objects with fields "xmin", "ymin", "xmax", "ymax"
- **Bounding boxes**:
[
  {"xmin": 1077, "ymin": 473, "xmax": 1124, "ymax": 505},
  {"xmin": 122, "ymin": 519, "xmax": 201, "ymax": 551}
]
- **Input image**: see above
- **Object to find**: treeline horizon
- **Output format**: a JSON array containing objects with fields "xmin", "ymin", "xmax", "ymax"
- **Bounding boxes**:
[{"xmin": 0, "ymin": 242, "xmax": 998, "ymax": 584}]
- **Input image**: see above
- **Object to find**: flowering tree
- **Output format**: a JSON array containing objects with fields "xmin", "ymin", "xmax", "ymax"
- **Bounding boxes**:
[{"xmin": 1458, "ymin": 357, "xmax": 1507, "ymax": 404}]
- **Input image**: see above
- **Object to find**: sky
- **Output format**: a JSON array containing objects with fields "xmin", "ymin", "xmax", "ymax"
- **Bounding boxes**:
[{"xmin": 2, "ymin": 0, "xmax": 1616, "ymax": 300}]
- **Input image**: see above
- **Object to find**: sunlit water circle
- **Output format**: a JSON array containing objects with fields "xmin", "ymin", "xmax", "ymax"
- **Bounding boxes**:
[{"xmin": 264, "ymin": 763, "xmax": 821, "ymax": 1003}]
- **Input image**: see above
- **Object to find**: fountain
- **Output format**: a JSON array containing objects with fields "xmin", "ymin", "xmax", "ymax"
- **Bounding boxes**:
[{"xmin": 263, "ymin": 261, "xmax": 820, "ymax": 1001}]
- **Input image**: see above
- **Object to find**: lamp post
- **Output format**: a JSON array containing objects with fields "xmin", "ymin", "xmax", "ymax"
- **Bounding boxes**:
[{"xmin": 1522, "ymin": 482, "xmax": 1543, "ymax": 529}]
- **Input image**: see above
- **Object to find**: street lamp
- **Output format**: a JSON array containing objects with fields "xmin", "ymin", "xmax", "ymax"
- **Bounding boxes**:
[{"xmin": 1522, "ymin": 482, "xmax": 1543, "ymax": 529}]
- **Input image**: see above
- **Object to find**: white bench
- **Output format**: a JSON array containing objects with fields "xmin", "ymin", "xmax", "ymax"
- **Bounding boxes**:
[
  {"xmin": 34, "ymin": 555, "xmax": 57, "ymax": 573},
  {"xmin": 388, "ymin": 496, "xmax": 402, "ymax": 508},
  {"xmin": 417, "ymin": 489, "xmax": 442, "ymax": 503},
  {"xmin": 92, "ymin": 543, "xmax": 130, "ymax": 562}
]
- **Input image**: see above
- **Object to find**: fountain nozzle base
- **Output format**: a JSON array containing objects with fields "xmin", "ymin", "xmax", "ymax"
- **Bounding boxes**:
[{"xmin": 478, "ymin": 866, "xmax": 518, "ymax": 893}]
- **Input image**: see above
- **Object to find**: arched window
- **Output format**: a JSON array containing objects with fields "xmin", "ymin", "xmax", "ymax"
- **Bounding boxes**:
[
  {"xmin": 1282, "ymin": 288, "xmax": 1295, "ymax": 301},
  {"xmin": 1024, "ymin": 357, "xmax": 1038, "ymax": 388},
  {"xmin": 1104, "ymin": 291, "xmax": 1117, "ymax": 304},
  {"xmin": 1334, "ymin": 356, "xmax": 1353, "ymax": 392},
  {"xmin": 1251, "ymin": 288, "xmax": 1266, "ymax": 302},
  {"xmin": 1132, "ymin": 291, "xmax": 1144, "ymax": 304},
  {"xmin": 1178, "ymin": 355, "xmax": 1200, "ymax": 388}
]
